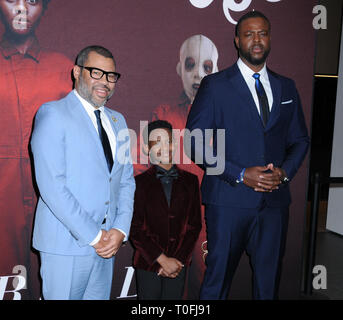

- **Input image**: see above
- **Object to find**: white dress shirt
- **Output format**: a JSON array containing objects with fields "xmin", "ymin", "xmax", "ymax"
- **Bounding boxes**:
[
  {"xmin": 237, "ymin": 58, "xmax": 273, "ymax": 114},
  {"xmin": 74, "ymin": 89, "xmax": 117, "ymax": 159},
  {"xmin": 73, "ymin": 89, "xmax": 126, "ymax": 246}
]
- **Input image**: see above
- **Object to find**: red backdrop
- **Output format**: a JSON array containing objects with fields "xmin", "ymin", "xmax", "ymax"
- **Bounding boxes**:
[{"xmin": 0, "ymin": 0, "xmax": 316, "ymax": 300}]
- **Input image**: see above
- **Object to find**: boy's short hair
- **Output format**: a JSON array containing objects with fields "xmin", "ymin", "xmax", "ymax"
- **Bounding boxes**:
[{"xmin": 143, "ymin": 120, "xmax": 173, "ymax": 145}]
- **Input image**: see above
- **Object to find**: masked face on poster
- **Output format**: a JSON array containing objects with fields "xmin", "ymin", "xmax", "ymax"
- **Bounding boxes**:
[
  {"xmin": 0, "ymin": 0, "xmax": 45, "ymax": 36},
  {"xmin": 177, "ymin": 34, "xmax": 218, "ymax": 103}
]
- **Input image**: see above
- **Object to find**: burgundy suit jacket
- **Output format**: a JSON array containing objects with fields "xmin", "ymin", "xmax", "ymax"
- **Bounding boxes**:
[{"xmin": 130, "ymin": 165, "xmax": 202, "ymax": 272}]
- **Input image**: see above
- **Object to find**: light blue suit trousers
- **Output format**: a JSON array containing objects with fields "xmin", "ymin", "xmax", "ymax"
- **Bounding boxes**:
[{"xmin": 40, "ymin": 251, "xmax": 114, "ymax": 300}]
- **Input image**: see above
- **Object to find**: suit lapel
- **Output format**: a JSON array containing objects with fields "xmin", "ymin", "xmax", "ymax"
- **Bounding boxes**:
[
  {"xmin": 227, "ymin": 64, "xmax": 282, "ymax": 131},
  {"xmin": 227, "ymin": 65, "xmax": 265, "ymax": 132},
  {"xmin": 266, "ymin": 69, "xmax": 282, "ymax": 131},
  {"xmin": 69, "ymin": 91, "xmax": 110, "ymax": 173}
]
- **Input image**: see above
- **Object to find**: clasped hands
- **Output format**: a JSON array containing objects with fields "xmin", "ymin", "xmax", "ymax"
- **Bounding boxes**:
[
  {"xmin": 243, "ymin": 163, "xmax": 287, "ymax": 192},
  {"xmin": 156, "ymin": 253, "xmax": 184, "ymax": 278},
  {"xmin": 93, "ymin": 229, "xmax": 124, "ymax": 259}
]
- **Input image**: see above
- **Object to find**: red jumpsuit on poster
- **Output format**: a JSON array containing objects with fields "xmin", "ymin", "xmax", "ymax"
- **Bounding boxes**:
[{"xmin": 0, "ymin": 38, "xmax": 73, "ymax": 298}]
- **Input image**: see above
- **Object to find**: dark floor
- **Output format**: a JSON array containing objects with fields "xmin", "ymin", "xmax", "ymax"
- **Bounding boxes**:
[{"xmin": 304, "ymin": 201, "xmax": 343, "ymax": 300}]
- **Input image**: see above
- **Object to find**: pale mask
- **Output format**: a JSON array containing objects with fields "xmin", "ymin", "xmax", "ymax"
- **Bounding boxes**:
[{"xmin": 177, "ymin": 35, "xmax": 219, "ymax": 102}]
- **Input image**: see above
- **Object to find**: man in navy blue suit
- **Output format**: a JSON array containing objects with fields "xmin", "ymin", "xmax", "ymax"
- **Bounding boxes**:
[{"xmin": 185, "ymin": 11, "xmax": 309, "ymax": 300}]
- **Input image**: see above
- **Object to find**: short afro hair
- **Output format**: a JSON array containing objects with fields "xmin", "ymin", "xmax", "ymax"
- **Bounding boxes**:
[
  {"xmin": 235, "ymin": 10, "xmax": 271, "ymax": 37},
  {"xmin": 75, "ymin": 45, "xmax": 116, "ymax": 67}
]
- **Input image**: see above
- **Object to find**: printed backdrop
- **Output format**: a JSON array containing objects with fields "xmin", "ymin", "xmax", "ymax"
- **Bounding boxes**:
[{"xmin": 0, "ymin": 0, "xmax": 316, "ymax": 300}]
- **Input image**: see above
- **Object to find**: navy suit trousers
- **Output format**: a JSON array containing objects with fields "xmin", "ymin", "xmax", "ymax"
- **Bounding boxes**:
[{"xmin": 200, "ymin": 201, "xmax": 289, "ymax": 300}]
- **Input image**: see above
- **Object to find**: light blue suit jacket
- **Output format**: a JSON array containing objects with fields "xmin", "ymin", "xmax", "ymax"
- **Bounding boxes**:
[{"xmin": 31, "ymin": 91, "xmax": 135, "ymax": 255}]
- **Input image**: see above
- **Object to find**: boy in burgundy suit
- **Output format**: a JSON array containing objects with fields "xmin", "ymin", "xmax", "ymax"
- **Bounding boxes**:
[{"xmin": 130, "ymin": 120, "xmax": 202, "ymax": 300}]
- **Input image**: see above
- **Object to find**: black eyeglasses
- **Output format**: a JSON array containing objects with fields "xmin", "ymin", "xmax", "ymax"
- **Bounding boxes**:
[{"xmin": 78, "ymin": 65, "xmax": 121, "ymax": 83}]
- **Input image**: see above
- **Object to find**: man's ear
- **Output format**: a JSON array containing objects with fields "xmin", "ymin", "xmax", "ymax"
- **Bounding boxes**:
[
  {"xmin": 73, "ymin": 65, "xmax": 81, "ymax": 81},
  {"xmin": 234, "ymin": 36, "xmax": 240, "ymax": 50}
]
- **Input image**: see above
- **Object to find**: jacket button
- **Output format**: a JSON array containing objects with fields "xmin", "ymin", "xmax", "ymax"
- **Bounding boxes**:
[
  {"xmin": 105, "ymin": 201, "xmax": 109, "ymax": 205},
  {"xmin": 109, "ymin": 178, "xmax": 112, "ymax": 182}
]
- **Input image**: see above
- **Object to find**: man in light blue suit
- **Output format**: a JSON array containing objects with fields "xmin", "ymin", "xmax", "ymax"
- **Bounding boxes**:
[
  {"xmin": 31, "ymin": 45, "xmax": 135, "ymax": 300},
  {"xmin": 186, "ymin": 11, "xmax": 309, "ymax": 299}
]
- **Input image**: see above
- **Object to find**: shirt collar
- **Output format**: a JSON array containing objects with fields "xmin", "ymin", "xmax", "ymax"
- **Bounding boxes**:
[
  {"xmin": 237, "ymin": 58, "xmax": 268, "ymax": 81},
  {"xmin": 0, "ymin": 37, "xmax": 40, "ymax": 62},
  {"xmin": 73, "ymin": 89, "xmax": 105, "ymax": 115}
]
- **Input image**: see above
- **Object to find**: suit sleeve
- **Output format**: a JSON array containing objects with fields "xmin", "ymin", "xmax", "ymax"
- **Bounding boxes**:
[
  {"xmin": 174, "ymin": 175, "xmax": 202, "ymax": 264},
  {"xmin": 185, "ymin": 76, "xmax": 243, "ymax": 185},
  {"xmin": 31, "ymin": 103, "xmax": 99, "ymax": 247},
  {"xmin": 110, "ymin": 115, "xmax": 135, "ymax": 241},
  {"xmin": 129, "ymin": 180, "xmax": 164, "ymax": 266},
  {"xmin": 281, "ymin": 82, "xmax": 310, "ymax": 180}
]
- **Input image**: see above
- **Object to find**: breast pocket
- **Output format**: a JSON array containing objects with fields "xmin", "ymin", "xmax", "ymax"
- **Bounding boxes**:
[{"xmin": 281, "ymin": 99, "xmax": 293, "ymax": 105}]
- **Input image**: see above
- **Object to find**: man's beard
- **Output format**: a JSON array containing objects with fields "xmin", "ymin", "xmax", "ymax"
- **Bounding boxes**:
[
  {"xmin": 77, "ymin": 75, "xmax": 114, "ymax": 108},
  {"xmin": 239, "ymin": 45, "xmax": 270, "ymax": 66}
]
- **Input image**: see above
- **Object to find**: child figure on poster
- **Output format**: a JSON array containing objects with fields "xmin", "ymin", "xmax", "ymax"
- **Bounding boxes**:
[
  {"xmin": 130, "ymin": 120, "xmax": 202, "ymax": 300},
  {"xmin": 133, "ymin": 34, "xmax": 219, "ymax": 177}
]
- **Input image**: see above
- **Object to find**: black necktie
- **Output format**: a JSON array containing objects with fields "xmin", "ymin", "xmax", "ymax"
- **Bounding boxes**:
[
  {"xmin": 253, "ymin": 73, "xmax": 270, "ymax": 127},
  {"xmin": 94, "ymin": 110, "xmax": 113, "ymax": 172}
]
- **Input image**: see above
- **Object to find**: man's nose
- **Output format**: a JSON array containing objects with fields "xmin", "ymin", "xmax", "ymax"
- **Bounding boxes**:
[
  {"xmin": 15, "ymin": 0, "xmax": 28, "ymax": 14},
  {"xmin": 98, "ymin": 74, "xmax": 110, "ymax": 86},
  {"xmin": 253, "ymin": 33, "xmax": 261, "ymax": 42}
]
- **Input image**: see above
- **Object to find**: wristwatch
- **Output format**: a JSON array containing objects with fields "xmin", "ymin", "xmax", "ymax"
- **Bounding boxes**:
[{"xmin": 236, "ymin": 168, "xmax": 246, "ymax": 184}]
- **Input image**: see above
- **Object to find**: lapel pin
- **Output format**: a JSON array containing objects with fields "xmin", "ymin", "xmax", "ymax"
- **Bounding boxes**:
[{"xmin": 112, "ymin": 116, "xmax": 118, "ymax": 123}]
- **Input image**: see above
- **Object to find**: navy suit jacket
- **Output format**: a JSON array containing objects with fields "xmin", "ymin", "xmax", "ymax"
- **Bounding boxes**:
[{"xmin": 185, "ymin": 63, "xmax": 309, "ymax": 209}]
